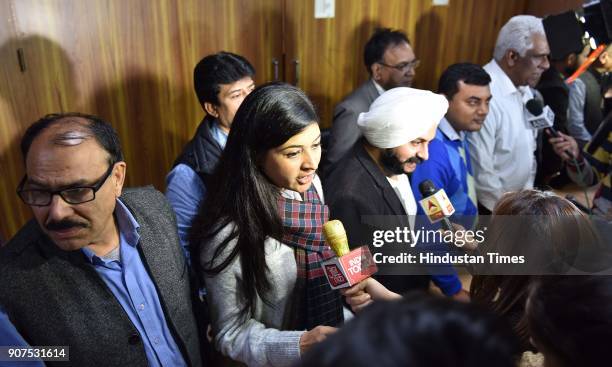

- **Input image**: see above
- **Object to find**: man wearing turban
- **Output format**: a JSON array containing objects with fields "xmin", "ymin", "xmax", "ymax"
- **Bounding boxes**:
[{"xmin": 323, "ymin": 87, "xmax": 463, "ymax": 296}]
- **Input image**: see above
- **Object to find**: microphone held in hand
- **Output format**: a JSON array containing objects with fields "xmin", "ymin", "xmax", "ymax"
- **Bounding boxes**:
[
  {"xmin": 417, "ymin": 180, "xmax": 455, "ymax": 231},
  {"xmin": 525, "ymin": 99, "xmax": 559, "ymax": 136},
  {"xmin": 322, "ymin": 219, "xmax": 350, "ymax": 256},
  {"xmin": 321, "ymin": 220, "xmax": 377, "ymax": 289},
  {"xmin": 525, "ymin": 99, "xmax": 575, "ymax": 159}
]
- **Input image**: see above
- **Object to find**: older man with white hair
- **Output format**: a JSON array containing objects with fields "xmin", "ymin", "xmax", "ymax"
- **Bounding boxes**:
[
  {"xmin": 324, "ymin": 87, "xmax": 466, "ymax": 298},
  {"xmin": 467, "ymin": 15, "xmax": 550, "ymax": 213}
]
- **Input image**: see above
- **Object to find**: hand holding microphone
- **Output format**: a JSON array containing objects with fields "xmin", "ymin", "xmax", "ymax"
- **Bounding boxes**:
[
  {"xmin": 525, "ymin": 99, "xmax": 576, "ymax": 160},
  {"xmin": 341, "ymin": 277, "xmax": 401, "ymax": 313},
  {"xmin": 548, "ymin": 131, "xmax": 580, "ymax": 162}
]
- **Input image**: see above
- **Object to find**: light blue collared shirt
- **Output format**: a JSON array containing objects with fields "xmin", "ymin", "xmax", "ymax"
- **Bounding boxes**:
[
  {"xmin": 81, "ymin": 200, "xmax": 186, "ymax": 367},
  {"xmin": 210, "ymin": 120, "xmax": 228, "ymax": 148},
  {"xmin": 166, "ymin": 120, "xmax": 228, "ymax": 264}
]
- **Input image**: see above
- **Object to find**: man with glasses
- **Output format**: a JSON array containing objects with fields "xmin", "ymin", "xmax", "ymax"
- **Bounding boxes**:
[
  {"xmin": 322, "ymin": 28, "xmax": 419, "ymax": 174},
  {"xmin": 467, "ymin": 15, "xmax": 550, "ymax": 213},
  {"xmin": 0, "ymin": 113, "xmax": 202, "ymax": 367}
]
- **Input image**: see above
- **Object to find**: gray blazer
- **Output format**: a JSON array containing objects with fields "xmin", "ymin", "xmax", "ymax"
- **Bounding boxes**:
[
  {"xmin": 321, "ymin": 79, "xmax": 379, "ymax": 175},
  {"xmin": 0, "ymin": 187, "xmax": 202, "ymax": 367}
]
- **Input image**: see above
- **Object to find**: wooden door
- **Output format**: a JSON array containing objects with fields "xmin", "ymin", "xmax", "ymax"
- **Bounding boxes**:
[
  {"xmin": 284, "ymin": 0, "xmax": 529, "ymax": 128},
  {"xmin": 0, "ymin": 0, "xmax": 283, "ymax": 240}
]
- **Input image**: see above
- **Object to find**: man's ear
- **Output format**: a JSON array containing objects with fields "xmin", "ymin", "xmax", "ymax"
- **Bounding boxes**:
[
  {"xmin": 506, "ymin": 50, "xmax": 519, "ymax": 67},
  {"xmin": 371, "ymin": 63, "xmax": 383, "ymax": 82},
  {"xmin": 113, "ymin": 161, "xmax": 127, "ymax": 197},
  {"xmin": 204, "ymin": 102, "xmax": 219, "ymax": 118}
]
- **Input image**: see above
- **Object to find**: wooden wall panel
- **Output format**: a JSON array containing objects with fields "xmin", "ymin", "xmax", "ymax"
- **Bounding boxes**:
[
  {"xmin": 0, "ymin": 0, "xmax": 283, "ymax": 240},
  {"xmin": 284, "ymin": 0, "xmax": 528, "ymax": 128},
  {"xmin": 0, "ymin": 0, "xmax": 32, "ymax": 238},
  {"xmin": 526, "ymin": 0, "xmax": 585, "ymax": 17},
  {"xmin": 1, "ymin": 0, "xmax": 537, "ymax": 240}
]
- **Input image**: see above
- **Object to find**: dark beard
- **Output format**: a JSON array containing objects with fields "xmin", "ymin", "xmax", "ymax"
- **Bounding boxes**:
[{"xmin": 380, "ymin": 149, "xmax": 422, "ymax": 175}]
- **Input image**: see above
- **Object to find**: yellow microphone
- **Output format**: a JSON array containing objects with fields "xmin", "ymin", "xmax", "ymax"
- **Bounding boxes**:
[
  {"xmin": 323, "ymin": 220, "xmax": 350, "ymax": 256},
  {"xmin": 321, "ymin": 219, "xmax": 378, "ymax": 289}
]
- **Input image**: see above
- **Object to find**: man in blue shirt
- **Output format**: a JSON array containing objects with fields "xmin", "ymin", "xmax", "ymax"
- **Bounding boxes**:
[
  {"xmin": 166, "ymin": 52, "xmax": 255, "ymax": 264},
  {"xmin": 0, "ymin": 113, "xmax": 201, "ymax": 367},
  {"xmin": 412, "ymin": 63, "xmax": 492, "ymax": 222}
]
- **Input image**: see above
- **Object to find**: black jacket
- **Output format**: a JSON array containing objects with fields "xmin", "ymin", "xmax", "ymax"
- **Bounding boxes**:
[
  {"xmin": 174, "ymin": 115, "xmax": 224, "ymax": 187},
  {"xmin": 323, "ymin": 141, "xmax": 430, "ymax": 294}
]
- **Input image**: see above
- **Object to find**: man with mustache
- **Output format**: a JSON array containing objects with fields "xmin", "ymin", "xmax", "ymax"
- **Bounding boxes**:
[
  {"xmin": 0, "ymin": 113, "xmax": 202, "ymax": 367},
  {"xmin": 467, "ymin": 15, "xmax": 550, "ymax": 213},
  {"xmin": 324, "ymin": 87, "xmax": 464, "ymax": 296},
  {"xmin": 322, "ymin": 28, "xmax": 419, "ymax": 175}
]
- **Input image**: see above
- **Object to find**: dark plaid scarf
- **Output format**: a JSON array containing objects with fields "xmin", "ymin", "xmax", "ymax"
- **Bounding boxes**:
[{"xmin": 278, "ymin": 185, "xmax": 344, "ymax": 330}]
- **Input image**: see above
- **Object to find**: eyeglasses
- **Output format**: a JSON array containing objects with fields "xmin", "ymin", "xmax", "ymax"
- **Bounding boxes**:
[
  {"xmin": 17, "ymin": 163, "xmax": 116, "ymax": 206},
  {"xmin": 378, "ymin": 59, "xmax": 421, "ymax": 72}
]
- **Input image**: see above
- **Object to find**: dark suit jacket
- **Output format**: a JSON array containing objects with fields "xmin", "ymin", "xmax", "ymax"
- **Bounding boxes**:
[
  {"xmin": 321, "ymin": 79, "xmax": 379, "ymax": 175},
  {"xmin": 323, "ymin": 141, "xmax": 430, "ymax": 294},
  {"xmin": 0, "ymin": 187, "xmax": 202, "ymax": 367},
  {"xmin": 535, "ymin": 68, "xmax": 568, "ymax": 183}
]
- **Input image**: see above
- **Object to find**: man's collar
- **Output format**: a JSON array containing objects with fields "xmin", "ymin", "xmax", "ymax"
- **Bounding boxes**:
[
  {"xmin": 372, "ymin": 79, "xmax": 386, "ymax": 95},
  {"xmin": 438, "ymin": 117, "xmax": 464, "ymax": 141},
  {"xmin": 487, "ymin": 59, "xmax": 520, "ymax": 97},
  {"xmin": 114, "ymin": 198, "xmax": 140, "ymax": 246},
  {"xmin": 210, "ymin": 119, "xmax": 229, "ymax": 149},
  {"xmin": 81, "ymin": 198, "xmax": 140, "ymax": 264}
]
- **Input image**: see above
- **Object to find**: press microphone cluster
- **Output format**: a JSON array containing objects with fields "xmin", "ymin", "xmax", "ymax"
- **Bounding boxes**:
[
  {"xmin": 417, "ymin": 180, "xmax": 455, "ymax": 231},
  {"xmin": 320, "ymin": 220, "xmax": 377, "ymax": 289}
]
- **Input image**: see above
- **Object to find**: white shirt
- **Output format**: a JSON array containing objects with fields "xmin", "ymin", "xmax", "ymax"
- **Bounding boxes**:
[
  {"xmin": 280, "ymin": 175, "xmax": 325, "ymax": 202},
  {"xmin": 466, "ymin": 59, "xmax": 537, "ymax": 211},
  {"xmin": 386, "ymin": 174, "xmax": 417, "ymax": 230}
]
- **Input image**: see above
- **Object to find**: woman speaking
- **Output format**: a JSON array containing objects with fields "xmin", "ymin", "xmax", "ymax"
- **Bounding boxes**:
[{"xmin": 192, "ymin": 83, "xmax": 343, "ymax": 366}]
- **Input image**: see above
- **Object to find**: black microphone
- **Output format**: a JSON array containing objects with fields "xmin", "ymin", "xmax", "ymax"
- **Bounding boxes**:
[
  {"xmin": 525, "ymin": 99, "xmax": 575, "ymax": 159},
  {"xmin": 417, "ymin": 180, "xmax": 454, "ymax": 232},
  {"xmin": 525, "ymin": 99, "xmax": 560, "ymax": 136}
]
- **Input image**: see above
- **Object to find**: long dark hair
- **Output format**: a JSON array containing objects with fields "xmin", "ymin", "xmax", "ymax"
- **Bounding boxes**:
[
  {"xmin": 191, "ymin": 82, "xmax": 319, "ymax": 320},
  {"xmin": 470, "ymin": 190, "xmax": 603, "ymax": 349}
]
